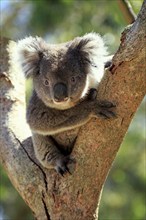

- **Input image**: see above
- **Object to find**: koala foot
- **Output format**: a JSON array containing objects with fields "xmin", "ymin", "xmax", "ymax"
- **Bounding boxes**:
[
  {"xmin": 55, "ymin": 155, "xmax": 75, "ymax": 176},
  {"xmin": 96, "ymin": 100, "xmax": 116, "ymax": 119}
]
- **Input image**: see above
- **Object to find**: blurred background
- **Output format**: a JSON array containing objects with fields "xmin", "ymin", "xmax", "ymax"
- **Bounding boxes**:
[{"xmin": 0, "ymin": 0, "xmax": 145, "ymax": 220}]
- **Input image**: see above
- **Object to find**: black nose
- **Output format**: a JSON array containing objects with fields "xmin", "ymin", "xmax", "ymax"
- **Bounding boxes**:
[{"xmin": 53, "ymin": 83, "xmax": 68, "ymax": 102}]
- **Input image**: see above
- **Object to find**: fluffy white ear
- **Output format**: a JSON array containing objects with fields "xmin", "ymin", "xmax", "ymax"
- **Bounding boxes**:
[
  {"xmin": 16, "ymin": 36, "xmax": 47, "ymax": 77},
  {"xmin": 71, "ymin": 32, "xmax": 107, "ymax": 64},
  {"xmin": 70, "ymin": 32, "xmax": 108, "ymax": 87}
]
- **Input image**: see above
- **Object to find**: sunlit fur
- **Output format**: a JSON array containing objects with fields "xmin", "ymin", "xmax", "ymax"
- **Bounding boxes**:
[{"xmin": 16, "ymin": 32, "xmax": 107, "ymax": 109}]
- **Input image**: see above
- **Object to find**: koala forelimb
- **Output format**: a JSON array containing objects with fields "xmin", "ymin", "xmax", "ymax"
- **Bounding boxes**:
[{"xmin": 27, "ymin": 91, "xmax": 115, "ymax": 136}]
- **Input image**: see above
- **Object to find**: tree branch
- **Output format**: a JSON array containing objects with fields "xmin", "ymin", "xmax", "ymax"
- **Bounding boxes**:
[
  {"xmin": 118, "ymin": 0, "xmax": 136, "ymax": 23},
  {"xmin": 0, "ymin": 1, "xmax": 145, "ymax": 219}
]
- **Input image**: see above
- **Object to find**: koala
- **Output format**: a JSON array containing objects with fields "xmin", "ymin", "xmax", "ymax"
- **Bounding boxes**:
[{"xmin": 16, "ymin": 33, "xmax": 116, "ymax": 175}]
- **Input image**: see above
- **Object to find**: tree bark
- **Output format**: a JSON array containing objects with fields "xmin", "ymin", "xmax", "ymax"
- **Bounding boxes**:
[{"xmin": 0, "ymin": 1, "xmax": 145, "ymax": 219}]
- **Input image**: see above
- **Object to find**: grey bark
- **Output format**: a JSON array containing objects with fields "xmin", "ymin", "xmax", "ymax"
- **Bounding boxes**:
[{"xmin": 0, "ymin": 1, "xmax": 146, "ymax": 219}]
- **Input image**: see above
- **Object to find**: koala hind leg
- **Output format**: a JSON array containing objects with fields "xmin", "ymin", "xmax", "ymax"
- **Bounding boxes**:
[{"xmin": 32, "ymin": 133, "xmax": 73, "ymax": 175}]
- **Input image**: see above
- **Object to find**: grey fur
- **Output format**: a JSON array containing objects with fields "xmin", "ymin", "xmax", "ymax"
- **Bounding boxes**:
[{"xmin": 16, "ymin": 33, "xmax": 116, "ymax": 175}]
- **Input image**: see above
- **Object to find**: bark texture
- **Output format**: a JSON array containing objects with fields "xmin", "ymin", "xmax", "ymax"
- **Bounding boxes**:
[{"xmin": 0, "ymin": 1, "xmax": 146, "ymax": 219}]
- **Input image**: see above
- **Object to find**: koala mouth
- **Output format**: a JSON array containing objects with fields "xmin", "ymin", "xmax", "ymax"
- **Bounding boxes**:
[
  {"xmin": 53, "ymin": 97, "xmax": 70, "ymax": 104},
  {"xmin": 52, "ymin": 97, "xmax": 72, "ymax": 110}
]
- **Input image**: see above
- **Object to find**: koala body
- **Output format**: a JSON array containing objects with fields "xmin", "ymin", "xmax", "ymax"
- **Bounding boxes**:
[{"xmin": 16, "ymin": 33, "xmax": 115, "ymax": 175}]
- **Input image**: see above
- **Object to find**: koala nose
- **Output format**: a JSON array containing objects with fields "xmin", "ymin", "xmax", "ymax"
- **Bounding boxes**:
[{"xmin": 53, "ymin": 83, "xmax": 68, "ymax": 102}]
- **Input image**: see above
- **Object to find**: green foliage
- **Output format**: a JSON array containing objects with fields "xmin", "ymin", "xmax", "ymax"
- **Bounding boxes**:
[
  {"xmin": 0, "ymin": 166, "xmax": 33, "ymax": 220},
  {"xmin": 0, "ymin": 0, "xmax": 145, "ymax": 219},
  {"xmin": 1, "ymin": 0, "xmax": 131, "ymax": 52},
  {"xmin": 130, "ymin": 0, "xmax": 144, "ymax": 14}
]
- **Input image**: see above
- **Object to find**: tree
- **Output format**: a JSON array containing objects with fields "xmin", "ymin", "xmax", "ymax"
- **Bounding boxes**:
[{"xmin": 0, "ymin": 0, "xmax": 145, "ymax": 219}]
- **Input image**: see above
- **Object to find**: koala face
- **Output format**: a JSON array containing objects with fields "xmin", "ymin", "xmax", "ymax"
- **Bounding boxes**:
[
  {"xmin": 33, "ymin": 46, "xmax": 88, "ymax": 109},
  {"xmin": 16, "ymin": 33, "xmax": 107, "ymax": 109}
]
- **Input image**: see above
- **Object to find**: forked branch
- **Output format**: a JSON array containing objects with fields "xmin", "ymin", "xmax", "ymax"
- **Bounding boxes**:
[{"xmin": 0, "ymin": 1, "xmax": 145, "ymax": 219}]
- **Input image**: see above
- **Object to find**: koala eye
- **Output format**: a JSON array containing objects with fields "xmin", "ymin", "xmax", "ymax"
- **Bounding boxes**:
[
  {"xmin": 70, "ymin": 76, "xmax": 76, "ymax": 84},
  {"xmin": 44, "ymin": 79, "xmax": 49, "ymax": 86}
]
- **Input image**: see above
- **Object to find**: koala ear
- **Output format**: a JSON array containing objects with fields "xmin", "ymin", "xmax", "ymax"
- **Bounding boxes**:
[
  {"xmin": 16, "ymin": 36, "xmax": 47, "ymax": 77},
  {"xmin": 68, "ymin": 32, "xmax": 108, "ymax": 87},
  {"xmin": 70, "ymin": 32, "xmax": 107, "ymax": 66}
]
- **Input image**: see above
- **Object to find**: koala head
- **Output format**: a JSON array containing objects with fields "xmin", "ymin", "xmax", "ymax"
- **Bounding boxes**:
[{"xmin": 16, "ymin": 33, "xmax": 107, "ymax": 110}]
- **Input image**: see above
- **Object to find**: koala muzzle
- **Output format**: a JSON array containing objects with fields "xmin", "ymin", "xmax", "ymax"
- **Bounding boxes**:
[{"xmin": 53, "ymin": 83, "xmax": 68, "ymax": 102}]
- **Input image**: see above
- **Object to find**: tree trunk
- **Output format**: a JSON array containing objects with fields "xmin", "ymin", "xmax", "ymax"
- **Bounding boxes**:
[{"xmin": 0, "ymin": 1, "xmax": 145, "ymax": 219}]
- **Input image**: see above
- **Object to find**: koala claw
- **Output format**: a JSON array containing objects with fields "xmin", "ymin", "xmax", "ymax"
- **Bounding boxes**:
[
  {"xmin": 98, "ymin": 100, "xmax": 116, "ymax": 108},
  {"xmin": 55, "ymin": 156, "xmax": 72, "ymax": 176},
  {"xmin": 96, "ymin": 100, "xmax": 116, "ymax": 119},
  {"xmin": 98, "ymin": 109, "xmax": 116, "ymax": 119},
  {"xmin": 88, "ymin": 88, "xmax": 97, "ymax": 101},
  {"xmin": 56, "ymin": 166, "xmax": 70, "ymax": 177}
]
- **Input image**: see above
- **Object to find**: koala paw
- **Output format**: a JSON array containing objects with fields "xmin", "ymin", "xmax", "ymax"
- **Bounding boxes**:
[
  {"xmin": 55, "ymin": 156, "xmax": 75, "ymax": 176},
  {"xmin": 96, "ymin": 100, "xmax": 116, "ymax": 119},
  {"xmin": 88, "ymin": 88, "xmax": 97, "ymax": 101}
]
